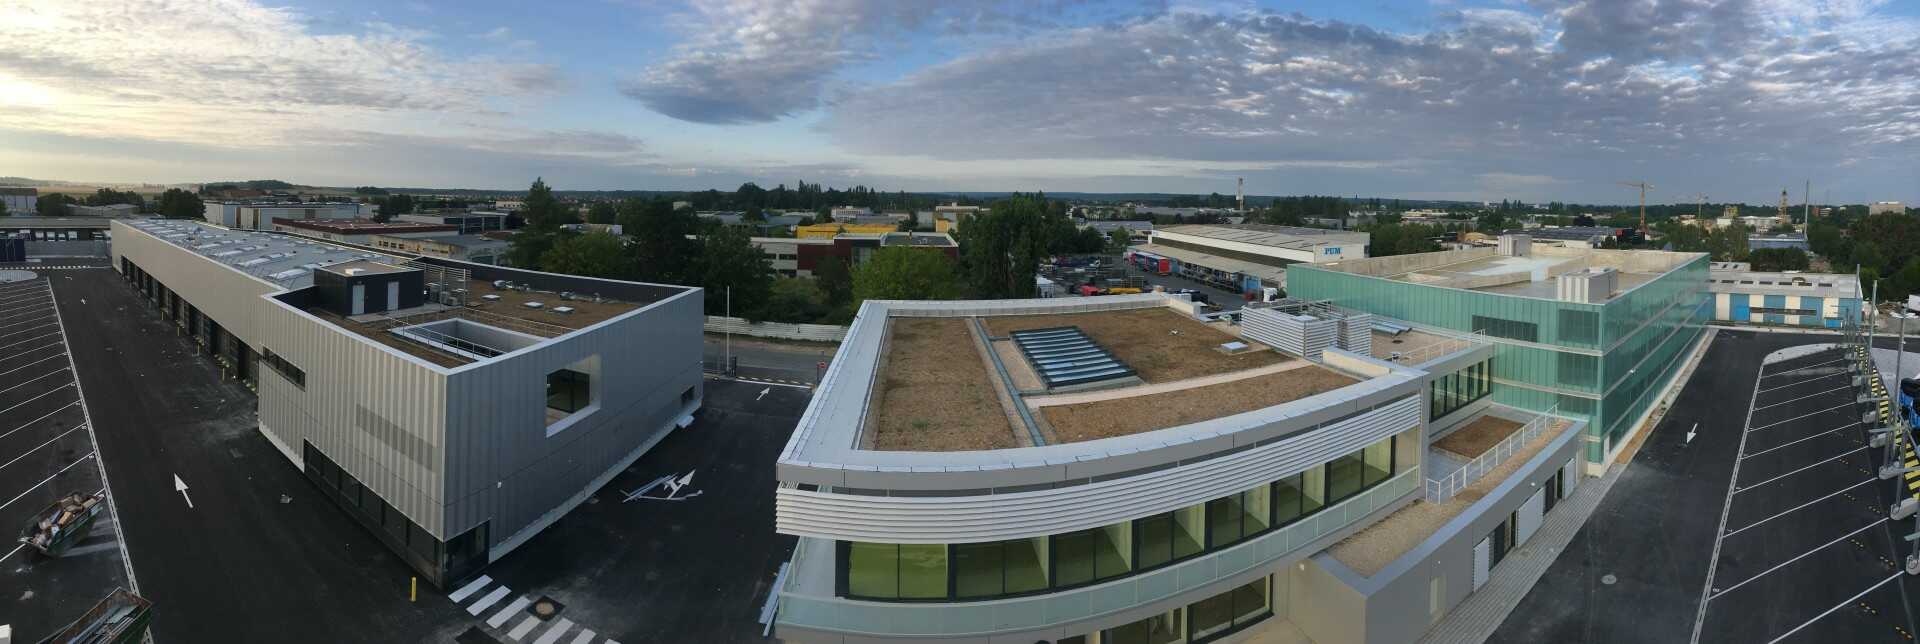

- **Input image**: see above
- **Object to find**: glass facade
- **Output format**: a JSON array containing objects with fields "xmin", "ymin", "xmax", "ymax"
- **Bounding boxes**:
[
  {"xmin": 837, "ymin": 435, "xmax": 1398, "ymax": 602},
  {"xmin": 1431, "ymin": 358, "xmax": 1493, "ymax": 420},
  {"xmin": 1289, "ymin": 254, "xmax": 1709, "ymax": 463},
  {"xmin": 1063, "ymin": 576, "xmax": 1274, "ymax": 644}
]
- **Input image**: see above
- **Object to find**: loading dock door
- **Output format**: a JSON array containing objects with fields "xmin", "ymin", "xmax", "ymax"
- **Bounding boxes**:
[
  {"xmin": 1472, "ymin": 537, "xmax": 1491, "ymax": 590},
  {"xmin": 1517, "ymin": 487, "xmax": 1546, "ymax": 544},
  {"xmin": 387, "ymin": 281, "xmax": 400, "ymax": 311},
  {"xmin": 351, "ymin": 283, "xmax": 366, "ymax": 315}
]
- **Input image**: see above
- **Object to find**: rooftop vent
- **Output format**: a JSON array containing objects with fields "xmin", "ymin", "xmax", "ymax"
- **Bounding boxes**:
[{"xmin": 1009, "ymin": 327, "xmax": 1136, "ymax": 389}]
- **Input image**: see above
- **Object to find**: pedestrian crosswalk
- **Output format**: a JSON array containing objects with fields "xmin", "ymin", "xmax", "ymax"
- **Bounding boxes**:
[{"xmin": 446, "ymin": 575, "xmax": 620, "ymax": 644}]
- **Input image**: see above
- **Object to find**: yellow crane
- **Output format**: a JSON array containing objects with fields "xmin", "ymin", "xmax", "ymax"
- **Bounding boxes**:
[{"xmin": 1619, "ymin": 181, "xmax": 1652, "ymax": 236}]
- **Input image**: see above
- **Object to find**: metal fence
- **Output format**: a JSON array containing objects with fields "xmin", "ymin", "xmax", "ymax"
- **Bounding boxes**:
[
  {"xmin": 705, "ymin": 316, "xmax": 847, "ymax": 343},
  {"xmin": 1425, "ymin": 405, "xmax": 1561, "ymax": 503}
]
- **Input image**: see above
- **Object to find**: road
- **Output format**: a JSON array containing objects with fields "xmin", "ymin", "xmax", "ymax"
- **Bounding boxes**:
[{"xmin": 702, "ymin": 334, "xmax": 836, "ymax": 386}]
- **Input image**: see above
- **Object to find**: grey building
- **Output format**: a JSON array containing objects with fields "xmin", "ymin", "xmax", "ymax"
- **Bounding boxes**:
[{"xmin": 110, "ymin": 219, "xmax": 705, "ymax": 587}]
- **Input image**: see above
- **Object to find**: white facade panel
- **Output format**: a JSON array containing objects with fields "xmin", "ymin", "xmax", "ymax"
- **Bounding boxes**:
[{"xmin": 1516, "ymin": 487, "xmax": 1545, "ymax": 543}]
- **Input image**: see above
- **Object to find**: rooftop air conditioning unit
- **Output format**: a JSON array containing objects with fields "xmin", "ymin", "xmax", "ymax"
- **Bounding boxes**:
[
  {"xmin": 559, "ymin": 291, "xmax": 574, "ymax": 300},
  {"xmin": 524, "ymin": 302, "xmax": 544, "ymax": 309},
  {"xmin": 492, "ymin": 280, "xmax": 510, "ymax": 289}
]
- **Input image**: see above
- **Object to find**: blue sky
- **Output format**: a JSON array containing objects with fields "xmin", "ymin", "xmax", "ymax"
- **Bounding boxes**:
[{"xmin": 1, "ymin": 0, "xmax": 1916, "ymax": 205}]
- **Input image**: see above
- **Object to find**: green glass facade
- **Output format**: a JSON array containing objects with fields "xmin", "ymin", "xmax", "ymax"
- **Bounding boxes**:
[{"xmin": 1289, "ymin": 255, "xmax": 1708, "ymax": 462}]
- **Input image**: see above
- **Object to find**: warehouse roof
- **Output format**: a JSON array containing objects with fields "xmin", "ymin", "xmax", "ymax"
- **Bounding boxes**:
[
  {"xmin": 1156, "ymin": 224, "xmax": 1369, "ymax": 250},
  {"xmin": 273, "ymin": 218, "xmax": 457, "ymax": 235},
  {"xmin": 1132, "ymin": 242, "xmax": 1289, "ymax": 284},
  {"xmin": 0, "ymin": 216, "xmax": 113, "ymax": 229},
  {"xmin": 128, "ymin": 219, "xmax": 402, "ymax": 288},
  {"xmin": 1707, "ymin": 268, "xmax": 1859, "ymax": 298}
]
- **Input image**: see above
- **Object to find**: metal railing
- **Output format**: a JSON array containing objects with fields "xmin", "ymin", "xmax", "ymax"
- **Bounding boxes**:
[
  {"xmin": 1384, "ymin": 328, "xmax": 1489, "ymax": 365},
  {"xmin": 773, "ymin": 467, "xmax": 1419, "ymax": 637},
  {"xmin": 1425, "ymin": 405, "xmax": 1561, "ymax": 503}
]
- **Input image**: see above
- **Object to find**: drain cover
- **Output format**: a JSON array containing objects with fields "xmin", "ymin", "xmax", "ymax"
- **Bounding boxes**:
[
  {"xmin": 532, "ymin": 595, "xmax": 566, "ymax": 620},
  {"xmin": 1601, "ymin": 573, "xmax": 1618, "ymax": 585}
]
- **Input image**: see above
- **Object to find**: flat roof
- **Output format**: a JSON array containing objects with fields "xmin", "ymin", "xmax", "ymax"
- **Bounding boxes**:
[
  {"xmin": 0, "ymin": 216, "xmax": 113, "ymax": 229},
  {"xmin": 1156, "ymin": 223, "xmax": 1369, "ymax": 249},
  {"xmin": 1132, "ymin": 242, "xmax": 1289, "ymax": 284},
  {"xmin": 401, "ymin": 233, "xmax": 510, "ymax": 249},
  {"xmin": 310, "ymin": 278, "xmax": 645, "ymax": 368},
  {"xmin": 128, "ymin": 219, "xmax": 404, "ymax": 288},
  {"xmin": 1708, "ymin": 269, "xmax": 1859, "ymax": 298},
  {"xmin": 273, "ymin": 218, "xmax": 457, "ymax": 234},
  {"xmin": 1311, "ymin": 246, "xmax": 1703, "ymax": 303},
  {"xmin": 316, "ymin": 259, "xmax": 413, "ymax": 276}
]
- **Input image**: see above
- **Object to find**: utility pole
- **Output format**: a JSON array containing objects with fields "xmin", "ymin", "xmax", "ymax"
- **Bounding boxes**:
[
  {"xmin": 1619, "ymin": 181, "xmax": 1652, "ymax": 236},
  {"xmin": 725, "ymin": 285, "xmax": 733, "ymax": 376},
  {"xmin": 1803, "ymin": 179, "xmax": 1811, "ymax": 226}
]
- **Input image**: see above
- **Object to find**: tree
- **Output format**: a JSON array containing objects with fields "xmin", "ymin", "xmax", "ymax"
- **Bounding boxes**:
[
  {"xmin": 853, "ymin": 246, "xmax": 963, "ymax": 302},
  {"xmin": 353, "ymin": 186, "xmax": 389, "ymax": 196},
  {"xmin": 956, "ymin": 193, "xmax": 1056, "ymax": 298},
  {"xmin": 1747, "ymin": 248, "xmax": 1809, "ymax": 272},
  {"xmin": 1705, "ymin": 223, "xmax": 1750, "ymax": 261},
  {"xmin": 813, "ymin": 255, "xmax": 853, "ymax": 306},
  {"xmin": 762, "ymin": 278, "xmax": 830, "ymax": 323},
  {"xmin": 1476, "ymin": 210, "xmax": 1508, "ymax": 232},
  {"xmin": 540, "ymin": 232, "xmax": 627, "ymax": 278},
  {"xmin": 1890, "ymin": 257, "xmax": 1920, "ymax": 302},
  {"xmin": 37, "ymin": 193, "xmax": 71, "ymax": 217},
  {"xmin": 156, "ymin": 189, "xmax": 203, "ymax": 219},
  {"xmin": 508, "ymin": 178, "xmax": 566, "ymax": 268},
  {"xmin": 695, "ymin": 227, "xmax": 774, "ymax": 318},
  {"xmin": 620, "ymin": 197, "xmax": 702, "ymax": 284},
  {"xmin": 86, "ymin": 188, "xmax": 141, "ymax": 207},
  {"xmin": 374, "ymin": 194, "xmax": 415, "ymax": 223},
  {"xmin": 1106, "ymin": 228, "xmax": 1133, "ymax": 253},
  {"xmin": 0, "ymin": 199, "xmax": 8, "ymax": 216},
  {"xmin": 585, "ymin": 201, "xmax": 617, "ymax": 225}
]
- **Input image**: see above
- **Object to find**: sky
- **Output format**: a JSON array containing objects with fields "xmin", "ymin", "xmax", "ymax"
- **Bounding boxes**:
[{"xmin": 0, "ymin": 0, "xmax": 1916, "ymax": 205}]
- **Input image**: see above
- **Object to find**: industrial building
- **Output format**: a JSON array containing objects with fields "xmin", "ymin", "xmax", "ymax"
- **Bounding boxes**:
[
  {"xmin": 109, "ymin": 219, "xmax": 705, "ymax": 587},
  {"xmin": 270, "ymin": 217, "xmax": 461, "ymax": 245},
  {"xmin": 368, "ymin": 233, "xmax": 511, "ymax": 266},
  {"xmin": 0, "ymin": 187, "xmax": 37, "ymax": 213},
  {"xmin": 1747, "ymin": 233, "xmax": 1809, "ymax": 251},
  {"xmin": 771, "ymin": 293, "xmax": 1590, "ymax": 644},
  {"xmin": 750, "ymin": 231, "xmax": 957, "ymax": 278},
  {"xmin": 1130, "ymin": 224, "xmax": 1371, "ymax": 293},
  {"xmin": 398, "ymin": 211, "xmax": 512, "ymax": 233},
  {"xmin": 203, "ymin": 201, "xmax": 368, "ymax": 230},
  {"xmin": 66, "ymin": 203, "xmax": 140, "ymax": 218},
  {"xmin": 1869, "ymin": 201, "xmax": 1907, "ymax": 216},
  {"xmin": 1707, "ymin": 262, "xmax": 1860, "ymax": 328},
  {"xmin": 0, "ymin": 216, "xmax": 112, "ymax": 240},
  {"xmin": 1288, "ymin": 237, "xmax": 1709, "ymax": 465}
]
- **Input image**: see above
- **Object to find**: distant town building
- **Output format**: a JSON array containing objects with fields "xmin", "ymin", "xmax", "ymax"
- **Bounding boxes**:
[
  {"xmin": 492, "ymin": 200, "xmax": 524, "ymax": 212},
  {"xmin": 749, "ymin": 231, "xmax": 957, "ymax": 278},
  {"xmin": 1723, "ymin": 205, "xmax": 1739, "ymax": 218},
  {"xmin": 270, "ymin": 217, "xmax": 458, "ymax": 245},
  {"xmin": 1708, "ymin": 263, "xmax": 1860, "ymax": 328},
  {"xmin": 1135, "ymin": 224, "xmax": 1369, "ymax": 292},
  {"xmin": 1748, "ymin": 234, "xmax": 1809, "ymax": 251},
  {"xmin": 67, "ymin": 203, "xmax": 140, "ymax": 217},
  {"xmin": 829, "ymin": 206, "xmax": 873, "ymax": 221},
  {"xmin": 368, "ymin": 233, "xmax": 510, "ymax": 266},
  {"xmin": 203, "ymin": 201, "xmax": 367, "ymax": 230},
  {"xmin": 1869, "ymin": 201, "xmax": 1906, "ymax": 215},
  {"xmin": 0, "ymin": 187, "xmax": 37, "ymax": 214}
]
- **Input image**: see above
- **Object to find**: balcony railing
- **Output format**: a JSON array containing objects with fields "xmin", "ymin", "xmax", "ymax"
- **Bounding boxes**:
[
  {"xmin": 774, "ymin": 467, "xmax": 1419, "ymax": 637},
  {"xmin": 1425, "ymin": 406, "xmax": 1562, "ymax": 503}
]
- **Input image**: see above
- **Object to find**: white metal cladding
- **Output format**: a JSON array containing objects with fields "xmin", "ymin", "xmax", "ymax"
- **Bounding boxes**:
[{"xmin": 775, "ymin": 395, "xmax": 1419, "ymax": 543}]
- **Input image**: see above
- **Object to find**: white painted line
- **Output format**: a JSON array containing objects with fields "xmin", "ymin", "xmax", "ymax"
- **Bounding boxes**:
[
  {"xmin": 1766, "ymin": 572, "xmax": 1902, "ymax": 644},
  {"xmin": 449, "ymin": 575, "xmax": 494, "ymax": 603},
  {"xmin": 0, "ymin": 383, "xmax": 74, "ymax": 417},
  {"xmin": 44, "ymin": 282, "xmax": 137, "ymax": 595},
  {"xmin": 568, "ymin": 629, "xmax": 596, "ymax": 644},
  {"xmin": 1742, "ymin": 421, "xmax": 1859, "ymax": 459},
  {"xmin": 1747, "ymin": 401, "xmax": 1858, "ymax": 432},
  {"xmin": 0, "ymin": 369, "xmax": 70, "ymax": 396},
  {"xmin": 0, "ymin": 331, "xmax": 61, "ymax": 353},
  {"xmin": 1723, "ymin": 478, "xmax": 1874, "ymax": 538},
  {"xmin": 0, "ymin": 294, "xmax": 51, "ymax": 309},
  {"xmin": 0, "ymin": 321, "xmax": 57, "ymax": 340},
  {"xmin": 466, "ymin": 586, "xmax": 512, "ymax": 616},
  {"xmin": 706, "ymin": 374, "xmax": 812, "ymax": 389},
  {"xmin": 508, "ymin": 616, "xmax": 540, "ymax": 641},
  {"xmin": 0, "ymin": 452, "xmax": 94, "ymax": 512},
  {"xmin": 1757, "ymin": 371, "xmax": 1846, "ymax": 393},
  {"xmin": 1691, "ymin": 348, "xmax": 1769, "ymax": 644},
  {"xmin": 1708, "ymin": 520, "xmax": 1885, "ymax": 601},
  {"xmin": 1761, "ymin": 357, "xmax": 1848, "ymax": 379},
  {"xmin": 0, "ymin": 542, "xmax": 23, "ymax": 564},
  {"xmin": 0, "ymin": 289, "xmax": 51, "ymax": 304},
  {"xmin": 0, "ymin": 305, "xmax": 53, "ymax": 322},
  {"xmin": 0, "ymin": 425, "xmax": 85, "ymax": 473},
  {"xmin": 0, "ymin": 315, "xmax": 54, "ymax": 331},
  {"xmin": 488, "ymin": 595, "xmax": 533, "ymax": 627},
  {"xmin": 1732, "ymin": 447, "xmax": 1865, "ymax": 494},
  {"xmin": 532, "ymin": 618, "xmax": 574, "ymax": 644},
  {"xmin": 1754, "ymin": 384, "xmax": 1853, "ymax": 410},
  {"xmin": 0, "ymin": 342, "xmax": 64, "ymax": 364}
]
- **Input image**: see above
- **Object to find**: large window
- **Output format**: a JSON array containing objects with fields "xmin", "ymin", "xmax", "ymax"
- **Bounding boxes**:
[
  {"xmin": 1431, "ymin": 358, "xmax": 1492, "ymax": 419},
  {"xmin": 837, "ymin": 435, "xmax": 1400, "ymax": 602},
  {"xmin": 1097, "ymin": 576, "xmax": 1273, "ymax": 644},
  {"xmin": 261, "ymin": 348, "xmax": 305, "ymax": 389},
  {"xmin": 545, "ymin": 368, "xmax": 590, "ymax": 414}
]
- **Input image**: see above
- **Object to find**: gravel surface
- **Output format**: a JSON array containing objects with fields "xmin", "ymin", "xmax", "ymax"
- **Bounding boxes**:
[{"xmin": 868, "ymin": 318, "xmax": 1021, "ymax": 451}]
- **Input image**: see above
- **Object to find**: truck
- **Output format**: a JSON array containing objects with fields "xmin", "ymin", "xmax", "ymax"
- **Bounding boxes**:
[{"xmin": 1076, "ymin": 283, "xmax": 1106, "ymax": 296}]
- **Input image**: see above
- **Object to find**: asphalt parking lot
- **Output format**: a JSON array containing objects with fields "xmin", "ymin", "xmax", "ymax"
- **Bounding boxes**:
[
  {"xmin": 0, "ymin": 273, "xmax": 132, "ymax": 638},
  {"xmin": 438, "ymin": 377, "xmax": 805, "ymax": 643},
  {"xmin": 1491, "ymin": 331, "xmax": 1917, "ymax": 644}
]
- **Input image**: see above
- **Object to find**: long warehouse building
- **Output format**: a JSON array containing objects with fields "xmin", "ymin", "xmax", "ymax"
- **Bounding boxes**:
[{"xmin": 109, "ymin": 219, "xmax": 705, "ymax": 587}]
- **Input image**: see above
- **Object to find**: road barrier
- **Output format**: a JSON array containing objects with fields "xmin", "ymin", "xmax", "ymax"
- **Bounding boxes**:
[{"xmin": 705, "ymin": 316, "xmax": 847, "ymax": 343}]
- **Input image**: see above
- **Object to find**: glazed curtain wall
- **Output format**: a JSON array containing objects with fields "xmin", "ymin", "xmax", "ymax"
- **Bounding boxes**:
[
  {"xmin": 837, "ymin": 436, "xmax": 1396, "ymax": 602},
  {"xmin": 1432, "ymin": 358, "xmax": 1494, "ymax": 420}
]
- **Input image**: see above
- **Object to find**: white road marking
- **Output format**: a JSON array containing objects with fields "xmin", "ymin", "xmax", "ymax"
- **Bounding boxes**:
[
  {"xmin": 0, "ymin": 400, "xmax": 77, "ymax": 441},
  {"xmin": 172, "ymin": 474, "xmax": 193, "ymax": 509},
  {"xmin": 532, "ymin": 618, "xmax": 574, "ymax": 644},
  {"xmin": 467, "ymin": 586, "xmax": 512, "ymax": 616},
  {"xmin": 1741, "ymin": 421, "xmax": 1859, "ymax": 459},
  {"xmin": 0, "ymin": 384, "xmax": 73, "ymax": 417},
  {"xmin": 1723, "ymin": 478, "xmax": 1874, "ymax": 538},
  {"xmin": 0, "ymin": 342, "xmax": 65, "ymax": 363},
  {"xmin": 488, "ymin": 595, "xmax": 533, "ymax": 627},
  {"xmin": 0, "ymin": 315, "xmax": 55, "ymax": 331},
  {"xmin": 1747, "ymin": 401, "xmax": 1859, "ymax": 432},
  {"xmin": 1760, "ymin": 357, "xmax": 1848, "ymax": 379},
  {"xmin": 1757, "ymin": 371, "xmax": 1846, "ymax": 393},
  {"xmin": 1690, "ymin": 347, "xmax": 1771, "ymax": 644},
  {"xmin": 0, "ymin": 452, "xmax": 94, "ymax": 512},
  {"xmin": 568, "ymin": 630, "xmax": 596, "ymax": 644},
  {"xmin": 0, "ymin": 368, "xmax": 70, "ymax": 396},
  {"xmin": 1708, "ymin": 520, "xmax": 1885, "ymax": 601},
  {"xmin": 508, "ymin": 615, "xmax": 540, "ymax": 641},
  {"xmin": 0, "ymin": 425, "xmax": 84, "ymax": 474},
  {"xmin": 449, "ymin": 575, "xmax": 493, "ymax": 603},
  {"xmin": 1731, "ymin": 447, "xmax": 1866, "ymax": 494},
  {"xmin": 0, "ymin": 331, "xmax": 61, "ymax": 353},
  {"xmin": 1753, "ymin": 384, "xmax": 1853, "ymax": 410},
  {"xmin": 0, "ymin": 321, "xmax": 57, "ymax": 340},
  {"xmin": 43, "ymin": 281, "xmax": 136, "ymax": 594},
  {"xmin": 1766, "ymin": 572, "xmax": 1902, "ymax": 644},
  {"xmin": 0, "ymin": 542, "xmax": 23, "ymax": 564}
]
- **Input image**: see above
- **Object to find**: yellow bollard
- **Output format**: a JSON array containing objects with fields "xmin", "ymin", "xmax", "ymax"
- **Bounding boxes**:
[{"xmin": 410, "ymin": 576, "xmax": 417, "ymax": 602}]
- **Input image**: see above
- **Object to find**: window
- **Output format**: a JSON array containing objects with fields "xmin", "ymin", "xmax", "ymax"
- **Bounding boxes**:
[
  {"xmin": 1105, "ymin": 608, "xmax": 1184, "ymax": 644},
  {"xmin": 1363, "ymin": 437, "xmax": 1395, "ymax": 487},
  {"xmin": 1471, "ymin": 315, "xmax": 1539, "ymax": 342},
  {"xmin": 1430, "ymin": 359, "xmax": 1492, "ymax": 419},
  {"xmin": 1053, "ymin": 522, "xmax": 1131, "ymax": 587},
  {"xmin": 842, "ymin": 542, "xmax": 948, "ymax": 600},
  {"xmin": 1327, "ymin": 449, "xmax": 1366, "ymax": 503},
  {"xmin": 1190, "ymin": 578, "xmax": 1271, "ymax": 641},
  {"xmin": 261, "ymin": 349, "xmax": 305, "ymax": 388},
  {"xmin": 546, "ymin": 369, "xmax": 590, "ymax": 414}
]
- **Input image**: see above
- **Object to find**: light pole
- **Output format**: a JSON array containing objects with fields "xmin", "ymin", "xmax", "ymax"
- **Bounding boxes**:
[{"xmin": 725, "ymin": 285, "xmax": 733, "ymax": 376}]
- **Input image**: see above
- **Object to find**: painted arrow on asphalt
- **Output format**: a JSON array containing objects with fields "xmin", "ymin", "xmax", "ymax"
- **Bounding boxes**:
[
  {"xmin": 1686, "ymin": 422, "xmax": 1698, "ymax": 444},
  {"xmin": 757, "ymin": 387, "xmax": 770, "ymax": 401},
  {"xmin": 173, "ymin": 474, "xmax": 194, "ymax": 509}
]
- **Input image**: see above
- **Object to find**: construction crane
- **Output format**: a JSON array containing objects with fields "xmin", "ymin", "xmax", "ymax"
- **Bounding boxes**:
[
  {"xmin": 1690, "ymin": 193, "xmax": 1708, "ymax": 220},
  {"xmin": 1619, "ymin": 181, "xmax": 1653, "ymax": 236}
]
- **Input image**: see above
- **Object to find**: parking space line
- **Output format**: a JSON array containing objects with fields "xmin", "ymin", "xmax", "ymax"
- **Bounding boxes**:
[
  {"xmin": 1748, "ymin": 402, "xmax": 1859, "ymax": 432},
  {"xmin": 1723, "ymin": 478, "xmax": 1874, "ymax": 538},
  {"xmin": 1765, "ymin": 572, "xmax": 1902, "ymax": 644},
  {"xmin": 449, "ymin": 575, "xmax": 494, "ymax": 602},
  {"xmin": 1761, "ymin": 357, "xmax": 1848, "ymax": 379},
  {"xmin": 0, "ymin": 452, "xmax": 96, "ymax": 513},
  {"xmin": 0, "ymin": 319, "xmax": 57, "ymax": 338},
  {"xmin": 0, "ymin": 330, "xmax": 61, "ymax": 353},
  {"xmin": 488, "ymin": 595, "xmax": 533, "ymax": 627},
  {"xmin": 0, "ymin": 542, "xmax": 23, "ymax": 564},
  {"xmin": 0, "ymin": 424, "xmax": 86, "ymax": 473},
  {"xmin": 0, "ymin": 315, "xmax": 55, "ymax": 332},
  {"xmin": 467, "ymin": 586, "xmax": 512, "ymax": 616},
  {"xmin": 1754, "ymin": 384, "xmax": 1853, "ymax": 410},
  {"xmin": 0, "ymin": 383, "xmax": 74, "ymax": 418},
  {"xmin": 0, "ymin": 368, "xmax": 70, "ymax": 396},
  {"xmin": 1742, "ymin": 422, "xmax": 1859, "ymax": 459},
  {"xmin": 0, "ymin": 342, "xmax": 64, "ymax": 364},
  {"xmin": 0, "ymin": 292, "xmax": 52, "ymax": 308},
  {"xmin": 1709, "ymin": 520, "xmax": 1885, "ymax": 601},
  {"xmin": 1732, "ymin": 447, "xmax": 1866, "ymax": 494},
  {"xmin": 1757, "ymin": 371, "xmax": 1845, "ymax": 394},
  {"xmin": 1692, "ymin": 351, "xmax": 1771, "ymax": 644}
]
